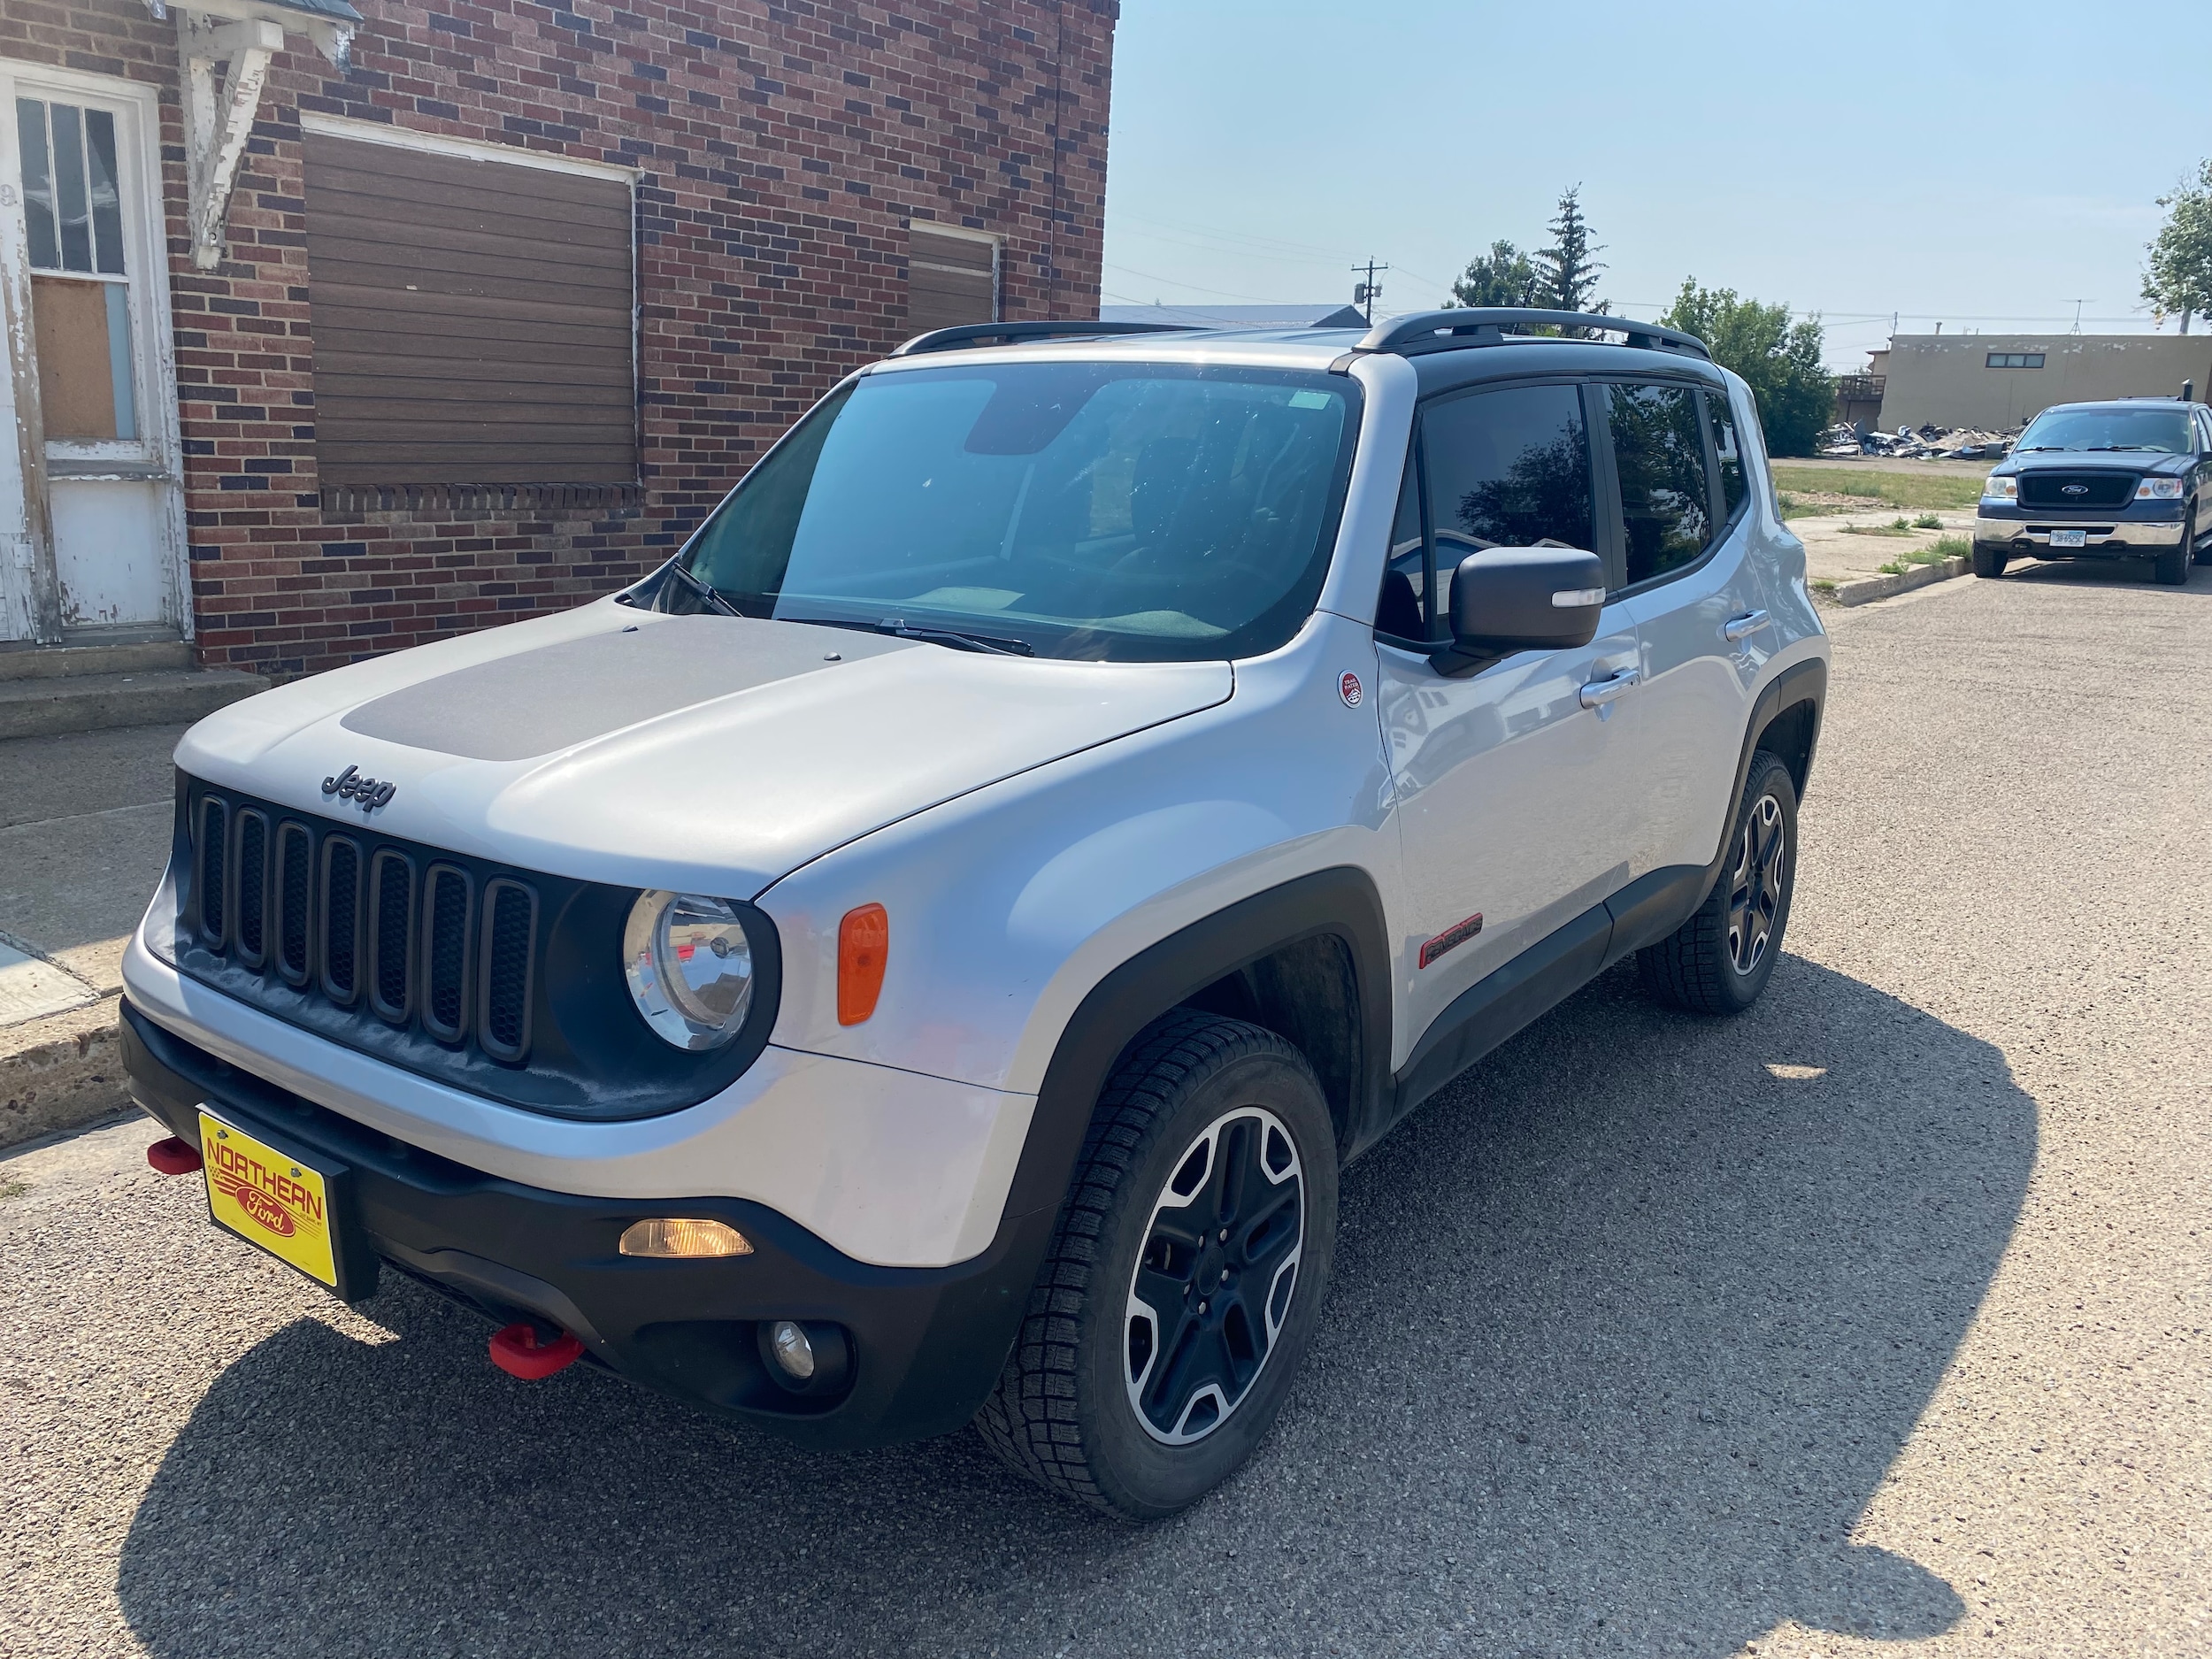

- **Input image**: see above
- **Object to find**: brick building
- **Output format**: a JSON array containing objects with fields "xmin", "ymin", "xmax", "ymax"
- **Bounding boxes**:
[{"xmin": 0, "ymin": 0, "xmax": 1118, "ymax": 681}]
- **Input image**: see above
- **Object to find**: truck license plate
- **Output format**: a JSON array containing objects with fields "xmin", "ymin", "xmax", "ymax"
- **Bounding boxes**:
[{"xmin": 2048, "ymin": 530, "xmax": 2088, "ymax": 549}]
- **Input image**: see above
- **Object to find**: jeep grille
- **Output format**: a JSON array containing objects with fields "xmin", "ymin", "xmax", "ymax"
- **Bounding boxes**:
[{"xmin": 187, "ymin": 784, "xmax": 538, "ymax": 1065}]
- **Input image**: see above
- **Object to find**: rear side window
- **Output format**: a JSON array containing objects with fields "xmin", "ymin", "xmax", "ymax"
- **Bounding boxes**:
[
  {"xmin": 1704, "ymin": 389, "xmax": 1748, "ymax": 522},
  {"xmin": 1609, "ymin": 383, "xmax": 1712, "ymax": 588}
]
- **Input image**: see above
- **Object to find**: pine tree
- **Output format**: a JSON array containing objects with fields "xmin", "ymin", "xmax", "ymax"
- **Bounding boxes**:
[{"xmin": 1535, "ymin": 185, "xmax": 1607, "ymax": 319}]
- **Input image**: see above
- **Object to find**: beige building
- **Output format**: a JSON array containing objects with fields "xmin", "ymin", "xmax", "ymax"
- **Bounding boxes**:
[{"xmin": 1875, "ymin": 334, "xmax": 2212, "ymax": 431}]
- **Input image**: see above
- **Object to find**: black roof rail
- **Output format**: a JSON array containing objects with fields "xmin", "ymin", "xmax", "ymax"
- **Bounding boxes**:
[
  {"xmin": 1356, "ymin": 308, "xmax": 1712, "ymax": 361},
  {"xmin": 889, "ymin": 319, "xmax": 1204, "ymax": 357}
]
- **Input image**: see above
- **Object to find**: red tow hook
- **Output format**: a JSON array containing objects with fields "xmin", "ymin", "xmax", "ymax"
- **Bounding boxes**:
[
  {"xmin": 147, "ymin": 1136, "xmax": 204, "ymax": 1176},
  {"xmin": 489, "ymin": 1323, "xmax": 585, "ymax": 1380}
]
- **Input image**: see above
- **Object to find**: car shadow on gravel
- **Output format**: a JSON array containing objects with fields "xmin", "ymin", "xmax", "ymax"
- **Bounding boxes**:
[{"xmin": 118, "ymin": 956, "xmax": 2033, "ymax": 1658}]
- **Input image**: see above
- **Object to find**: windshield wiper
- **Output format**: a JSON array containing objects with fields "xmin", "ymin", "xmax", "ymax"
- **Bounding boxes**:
[
  {"xmin": 2085, "ymin": 445, "xmax": 2160, "ymax": 451},
  {"xmin": 879, "ymin": 618, "xmax": 1035, "ymax": 656},
  {"xmin": 664, "ymin": 560, "xmax": 746, "ymax": 618},
  {"xmin": 783, "ymin": 614, "xmax": 1037, "ymax": 657}
]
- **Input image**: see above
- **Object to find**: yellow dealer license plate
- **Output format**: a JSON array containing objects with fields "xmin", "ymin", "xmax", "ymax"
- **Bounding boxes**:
[{"xmin": 199, "ymin": 1109, "xmax": 340, "ymax": 1288}]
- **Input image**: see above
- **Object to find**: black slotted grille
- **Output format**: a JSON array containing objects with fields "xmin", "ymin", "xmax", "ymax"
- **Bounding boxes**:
[
  {"xmin": 234, "ymin": 811, "xmax": 268, "ymax": 965},
  {"xmin": 197, "ymin": 797, "xmax": 228, "ymax": 944},
  {"xmin": 479, "ymin": 880, "xmax": 537, "ymax": 1062},
  {"xmin": 370, "ymin": 850, "xmax": 415, "ymax": 1021},
  {"xmin": 275, "ymin": 822, "xmax": 311, "ymax": 984},
  {"xmin": 421, "ymin": 864, "xmax": 473, "ymax": 1042},
  {"xmin": 186, "ymin": 788, "xmax": 538, "ymax": 1067},
  {"xmin": 321, "ymin": 837, "xmax": 361, "ymax": 1003}
]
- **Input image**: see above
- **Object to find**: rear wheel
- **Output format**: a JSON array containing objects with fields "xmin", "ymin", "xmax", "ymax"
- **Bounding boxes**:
[
  {"xmin": 1640, "ymin": 749, "xmax": 1798, "ymax": 1017},
  {"xmin": 976, "ymin": 1011, "xmax": 1339, "ymax": 1520},
  {"xmin": 1970, "ymin": 544, "xmax": 2008, "ymax": 579}
]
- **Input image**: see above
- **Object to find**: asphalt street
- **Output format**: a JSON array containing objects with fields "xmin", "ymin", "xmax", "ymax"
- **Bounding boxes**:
[{"xmin": 4, "ymin": 559, "xmax": 2208, "ymax": 1657}]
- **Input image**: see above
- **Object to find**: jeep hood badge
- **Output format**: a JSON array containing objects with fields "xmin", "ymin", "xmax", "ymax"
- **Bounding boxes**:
[{"xmin": 323, "ymin": 764, "xmax": 396, "ymax": 811}]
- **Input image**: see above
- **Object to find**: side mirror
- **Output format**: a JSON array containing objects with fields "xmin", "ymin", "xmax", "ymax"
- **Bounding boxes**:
[{"xmin": 1442, "ymin": 546, "xmax": 1606, "ymax": 663}]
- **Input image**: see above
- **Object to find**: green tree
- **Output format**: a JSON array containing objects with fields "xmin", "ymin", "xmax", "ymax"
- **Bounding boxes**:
[
  {"xmin": 2143, "ymin": 161, "xmax": 2212, "ymax": 333},
  {"xmin": 1659, "ymin": 279, "xmax": 1835, "ymax": 457},
  {"xmin": 1448, "ymin": 239, "xmax": 1541, "ymax": 309},
  {"xmin": 1535, "ymin": 185, "xmax": 1607, "ymax": 316}
]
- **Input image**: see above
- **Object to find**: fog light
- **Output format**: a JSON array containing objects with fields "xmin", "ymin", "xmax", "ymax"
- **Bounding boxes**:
[
  {"xmin": 768, "ymin": 1318, "xmax": 815, "ymax": 1380},
  {"xmin": 757, "ymin": 1317, "xmax": 852, "ymax": 1395},
  {"xmin": 618, "ymin": 1217, "xmax": 753, "ymax": 1258}
]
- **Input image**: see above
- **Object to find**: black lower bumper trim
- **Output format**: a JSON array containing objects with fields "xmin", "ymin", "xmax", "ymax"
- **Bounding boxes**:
[{"xmin": 120, "ymin": 998, "xmax": 1050, "ymax": 1449}]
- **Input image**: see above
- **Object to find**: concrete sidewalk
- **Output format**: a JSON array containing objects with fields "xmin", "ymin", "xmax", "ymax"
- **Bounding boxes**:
[{"xmin": 1, "ymin": 722, "xmax": 186, "ymax": 1146}]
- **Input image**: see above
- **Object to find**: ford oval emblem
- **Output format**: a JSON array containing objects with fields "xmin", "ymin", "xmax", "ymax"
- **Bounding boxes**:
[
  {"xmin": 236, "ymin": 1187, "xmax": 297, "ymax": 1237},
  {"xmin": 2061, "ymin": 483, "xmax": 2088, "ymax": 496}
]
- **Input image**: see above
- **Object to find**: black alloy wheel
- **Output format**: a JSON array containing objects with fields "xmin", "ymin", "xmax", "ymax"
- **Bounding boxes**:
[
  {"xmin": 1123, "ymin": 1106, "xmax": 1305, "ymax": 1444},
  {"xmin": 1639, "ymin": 749, "xmax": 1800, "ymax": 1017},
  {"xmin": 1725, "ymin": 790, "xmax": 1787, "ymax": 978},
  {"xmin": 977, "ymin": 1011, "xmax": 1339, "ymax": 1520}
]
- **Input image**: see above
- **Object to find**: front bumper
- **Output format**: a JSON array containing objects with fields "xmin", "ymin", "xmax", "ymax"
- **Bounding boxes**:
[
  {"xmin": 123, "ymin": 1001, "xmax": 1051, "ymax": 1449},
  {"xmin": 1974, "ymin": 505, "xmax": 2185, "ymax": 555}
]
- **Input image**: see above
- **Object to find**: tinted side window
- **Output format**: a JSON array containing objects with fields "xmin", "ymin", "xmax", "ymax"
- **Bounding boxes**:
[
  {"xmin": 1609, "ymin": 383, "xmax": 1713, "ymax": 588},
  {"xmin": 1704, "ymin": 388, "xmax": 1748, "ymax": 521},
  {"xmin": 1376, "ymin": 450, "xmax": 1426, "ymax": 641},
  {"xmin": 1420, "ymin": 384, "xmax": 1594, "ymax": 631}
]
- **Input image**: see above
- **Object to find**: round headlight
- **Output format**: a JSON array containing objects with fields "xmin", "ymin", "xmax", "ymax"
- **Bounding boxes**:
[{"xmin": 623, "ymin": 890, "xmax": 755, "ymax": 1050}]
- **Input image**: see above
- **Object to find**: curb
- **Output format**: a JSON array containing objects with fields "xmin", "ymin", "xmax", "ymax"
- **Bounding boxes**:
[
  {"xmin": 1832, "ymin": 553, "xmax": 1970, "ymax": 607},
  {"xmin": 1, "ymin": 997, "xmax": 133, "ymax": 1151}
]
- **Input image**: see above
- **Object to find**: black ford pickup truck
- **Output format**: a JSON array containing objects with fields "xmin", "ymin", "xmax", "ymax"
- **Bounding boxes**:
[{"xmin": 1973, "ymin": 398, "xmax": 2212, "ymax": 585}]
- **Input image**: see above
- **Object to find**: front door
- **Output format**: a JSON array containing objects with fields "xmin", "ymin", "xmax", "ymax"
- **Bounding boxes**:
[
  {"xmin": 0, "ymin": 64, "xmax": 184, "ymax": 642},
  {"xmin": 1374, "ymin": 379, "xmax": 1641, "ymax": 1050}
]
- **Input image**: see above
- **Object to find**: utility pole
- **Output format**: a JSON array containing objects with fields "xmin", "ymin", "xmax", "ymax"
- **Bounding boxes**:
[{"xmin": 1352, "ymin": 257, "xmax": 1388, "ymax": 326}]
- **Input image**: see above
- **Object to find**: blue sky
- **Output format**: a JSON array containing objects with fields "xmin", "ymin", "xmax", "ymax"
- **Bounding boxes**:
[{"xmin": 1101, "ymin": 1, "xmax": 2211, "ymax": 368}]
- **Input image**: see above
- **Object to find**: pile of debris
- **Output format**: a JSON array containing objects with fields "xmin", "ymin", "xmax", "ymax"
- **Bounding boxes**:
[{"xmin": 1819, "ymin": 422, "xmax": 2018, "ymax": 461}]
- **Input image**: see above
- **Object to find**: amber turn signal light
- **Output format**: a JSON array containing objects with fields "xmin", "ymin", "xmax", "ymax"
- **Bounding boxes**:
[
  {"xmin": 618, "ymin": 1217, "xmax": 753, "ymax": 1258},
  {"xmin": 838, "ymin": 902, "xmax": 888, "ymax": 1025}
]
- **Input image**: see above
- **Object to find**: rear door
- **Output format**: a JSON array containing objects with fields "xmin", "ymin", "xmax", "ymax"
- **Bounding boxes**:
[
  {"xmin": 1598, "ymin": 378, "xmax": 1770, "ymax": 881},
  {"xmin": 1372, "ymin": 379, "xmax": 1641, "ymax": 1048}
]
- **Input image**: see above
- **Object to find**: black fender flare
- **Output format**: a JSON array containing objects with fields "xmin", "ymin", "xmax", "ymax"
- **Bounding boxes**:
[{"xmin": 999, "ymin": 864, "xmax": 1395, "ymax": 1225}]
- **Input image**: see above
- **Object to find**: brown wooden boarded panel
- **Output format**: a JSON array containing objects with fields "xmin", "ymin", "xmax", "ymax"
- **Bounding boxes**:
[
  {"xmin": 306, "ymin": 132, "xmax": 636, "ymax": 486},
  {"xmin": 907, "ymin": 225, "xmax": 998, "ymax": 335}
]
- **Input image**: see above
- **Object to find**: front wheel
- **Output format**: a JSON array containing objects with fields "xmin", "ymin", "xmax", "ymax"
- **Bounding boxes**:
[
  {"xmin": 2154, "ymin": 540, "xmax": 2190, "ymax": 585},
  {"xmin": 1640, "ymin": 749, "xmax": 1799, "ymax": 1016},
  {"xmin": 1970, "ymin": 544, "xmax": 2008, "ymax": 579},
  {"xmin": 976, "ymin": 1011, "xmax": 1339, "ymax": 1520}
]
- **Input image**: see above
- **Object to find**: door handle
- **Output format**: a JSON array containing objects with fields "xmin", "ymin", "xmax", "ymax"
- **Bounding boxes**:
[
  {"xmin": 1723, "ymin": 610, "xmax": 1770, "ymax": 642},
  {"xmin": 1578, "ymin": 667, "xmax": 1640, "ymax": 709}
]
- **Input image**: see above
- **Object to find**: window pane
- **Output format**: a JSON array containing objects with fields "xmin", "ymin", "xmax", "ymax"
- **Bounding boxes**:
[
  {"xmin": 1609, "ymin": 383, "xmax": 1711, "ymax": 588},
  {"xmin": 49, "ymin": 103, "xmax": 94, "ymax": 273},
  {"xmin": 84, "ymin": 108, "xmax": 126, "ymax": 276},
  {"xmin": 1376, "ymin": 449, "xmax": 1426, "ymax": 641},
  {"xmin": 1704, "ymin": 388, "xmax": 1747, "ymax": 520},
  {"xmin": 104, "ymin": 281, "xmax": 136, "ymax": 441},
  {"xmin": 16, "ymin": 99, "xmax": 60, "ymax": 270},
  {"xmin": 1420, "ymin": 383, "xmax": 1594, "ymax": 627},
  {"xmin": 682, "ymin": 364, "xmax": 1357, "ymax": 663}
]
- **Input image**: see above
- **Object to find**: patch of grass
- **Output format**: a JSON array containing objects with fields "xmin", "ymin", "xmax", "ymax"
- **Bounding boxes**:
[
  {"xmin": 1877, "ymin": 534, "xmax": 1971, "ymax": 576},
  {"xmin": 0, "ymin": 1176, "xmax": 26, "ymax": 1202},
  {"xmin": 1771, "ymin": 464, "xmax": 1985, "ymax": 513},
  {"xmin": 1913, "ymin": 512, "xmax": 1944, "ymax": 529},
  {"xmin": 1809, "ymin": 577, "xmax": 1839, "ymax": 595},
  {"xmin": 1840, "ymin": 518, "xmax": 1916, "ymax": 537}
]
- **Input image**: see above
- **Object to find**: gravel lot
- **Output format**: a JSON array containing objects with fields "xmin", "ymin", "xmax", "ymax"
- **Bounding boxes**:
[{"xmin": 4, "ymin": 560, "xmax": 2207, "ymax": 1657}]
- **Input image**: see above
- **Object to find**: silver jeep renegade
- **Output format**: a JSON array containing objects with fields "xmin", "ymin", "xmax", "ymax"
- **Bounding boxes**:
[{"xmin": 124, "ymin": 307, "xmax": 1830, "ymax": 1519}]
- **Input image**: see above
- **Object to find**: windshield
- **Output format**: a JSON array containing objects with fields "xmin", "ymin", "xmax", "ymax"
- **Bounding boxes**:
[
  {"xmin": 673, "ymin": 360, "xmax": 1360, "ymax": 662},
  {"xmin": 2016, "ymin": 406, "xmax": 2193, "ymax": 454}
]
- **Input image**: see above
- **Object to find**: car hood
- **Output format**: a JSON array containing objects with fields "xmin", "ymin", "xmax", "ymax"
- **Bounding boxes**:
[
  {"xmin": 1999, "ymin": 450, "xmax": 2187, "ymax": 474},
  {"xmin": 176, "ymin": 603, "xmax": 1235, "ymax": 895}
]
